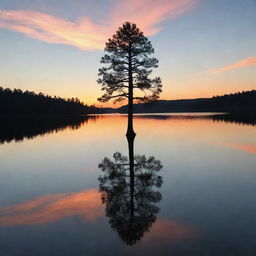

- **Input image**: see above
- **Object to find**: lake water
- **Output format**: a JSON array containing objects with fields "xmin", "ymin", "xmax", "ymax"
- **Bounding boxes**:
[{"xmin": 0, "ymin": 113, "xmax": 256, "ymax": 256}]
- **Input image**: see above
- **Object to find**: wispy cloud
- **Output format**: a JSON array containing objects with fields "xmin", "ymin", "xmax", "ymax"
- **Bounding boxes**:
[
  {"xmin": 0, "ymin": 0, "xmax": 196, "ymax": 50},
  {"xmin": 0, "ymin": 10, "xmax": 107, "ymax": 50},
  {"xmin": 209, "ymin": 56, "xmax": 256, "ymax": 74},
  {"xmin": 0, "ymin": 189, "xmax": 103, "ymax": 226},
  {"xmin": 111, "ymin": 0, "xmax": 196, "ymax": 36},
  {"xmin": 226, "ymin": 143, "xmax": 256, "ymax": 155},
  {"xmin": 0, "ymin": 189, "xmax": 197, "ymax": 246},
  {"xmin": 0, "ymin": 190, "xmax": 197, "ymax": 246},
  {"xmin": 141, "ymin": 219, "xmax": 196, "ymax": 245}
]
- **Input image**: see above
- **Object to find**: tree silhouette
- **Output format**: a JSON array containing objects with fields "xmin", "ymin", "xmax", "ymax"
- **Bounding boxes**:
[
  {"xmin": 97, "ymin": 22, "xmax": 162, "ymax": 136},
  {"xmin": 98, "ymin": 135, "xmax": 163, "ymax": 245}
]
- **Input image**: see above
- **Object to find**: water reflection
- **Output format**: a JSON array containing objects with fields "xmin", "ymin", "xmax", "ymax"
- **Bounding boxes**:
[
  {"xmin": 98, "ymin": 134, "xmax": 163, "ymax": 245},
  {"xmin": 134, "ymin": 112, "xmax": 256, "ymax": 126},
  {"xmin": 212, "ymin": 112, "xmax": 256, "ymax": 126},
  {"xmin": 0, "ymin": 115, "xmax": 98, "ymax": 144},
  {"xmin": 1, "ymin": 113, "xmax": 255, "ymax": 145},
  {"xmin": 0, "ymin": 113, "xmax": 255, "ymax": 255},
  {"xmin": 0, "ymin": 189, "xmax": 103, "ymax": 226}
]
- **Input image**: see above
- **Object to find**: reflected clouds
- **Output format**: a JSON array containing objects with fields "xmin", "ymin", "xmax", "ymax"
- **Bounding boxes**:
[
  {"xmin": 0, "ymin": 188, "xmax": 196, "ymax": 245},
  {"xmin": 140, "ymin": 219, "xmax": 196, "ymax": 246},
  {"xmin": 0, "ymin": 189, "xmax": 103, "ymax": 227},
  {"xmin": 225, "ymin": 143, "xmax": 256, "ymax": 155}
]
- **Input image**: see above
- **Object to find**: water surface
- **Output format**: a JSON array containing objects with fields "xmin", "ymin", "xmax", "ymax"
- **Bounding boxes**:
[{"xmin": 0, "ymin": 113, "xmax": 256, "ymax": 256}]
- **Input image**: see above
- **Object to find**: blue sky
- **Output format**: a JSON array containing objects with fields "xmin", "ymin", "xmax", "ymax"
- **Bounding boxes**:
[{"xmin": 0, "ymin": 0, "xmax": 255, "ymax": 106}]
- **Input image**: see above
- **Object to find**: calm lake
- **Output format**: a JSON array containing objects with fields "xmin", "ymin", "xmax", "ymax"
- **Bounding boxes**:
[{"xmin": 0, "ymin": 113, "xmax": 256, "ymax": 256}]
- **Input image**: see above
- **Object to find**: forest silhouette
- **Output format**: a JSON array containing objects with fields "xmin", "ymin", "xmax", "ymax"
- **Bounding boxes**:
[
  {"xmin": 1, "ymin": 87, "xmax": 255, "ymax": 117},
  {"xmin": 0, "ymin": 87, "xmax": 99, "ymax": 116},
  {"xmin": 116, "ymin": 90, "xmax": 256, "ymax": 113}
]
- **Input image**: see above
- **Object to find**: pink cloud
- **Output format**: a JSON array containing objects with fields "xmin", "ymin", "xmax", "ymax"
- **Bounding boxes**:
[
  {"xmin": 226, "ymin": 143, "xmax": 256, "ymax": 155},
  {"xmin": 111, "ymin": 0, "xmax": 196, "ymax": 36},
  {"xmin": 0, "ymin": 189, "xmax": 104, "ymax": 227},
  {"xmin": 0, "ymin": 10, "xmax": 107, "ymax": 50},
  {"xmin": 0, "ymin": 0, "xmax": 196, "ymax": 50},
  {"xmin": 0, "ymin": 190, "xmax": 198, "ymax": 247},
  {"xmin": 141, "ymin": 218, "xmax": 196, "ymax": 245},
  {"xmin": 209, "ymin": 56, "xmax": 256, "ymax": 74}
]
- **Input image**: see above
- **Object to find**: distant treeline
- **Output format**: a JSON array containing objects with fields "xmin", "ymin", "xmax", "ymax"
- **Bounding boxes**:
[
  {"xmin": 115, "ymin": 90, "xmax": 256, "ymax": 113},
  {"xmin": 2, "ymin": 87, "xmax": 255, "ymax": 116},
  {"xmin": 0, "ymin": 87, "xmax": 100, "ymax": 116}
]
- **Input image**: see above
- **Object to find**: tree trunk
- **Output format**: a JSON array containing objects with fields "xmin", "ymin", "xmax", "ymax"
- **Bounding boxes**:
[
  {"xmin": 126, "ymin": 45, "xmax": 136, "ymax": 137},
  {"xmin": 127, "ymin": 93, "xmax": 136, "ymax": 137},
  {"xmin": 127, "ymin": 132, "xmax": 135, "ymax": 235},
  {"xmin": 127, "ymin": 132, "xmax": 135, "ymax": 194}
]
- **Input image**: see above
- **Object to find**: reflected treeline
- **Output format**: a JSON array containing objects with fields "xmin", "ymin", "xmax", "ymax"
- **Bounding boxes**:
[
  {"xmin": 0, "ymin": 115, "xmax": 98, "ymax": 144},
  {"xmin": 98, "ymin": 134, "xmax": 163, "ymax": 245},
  {"xmin": 212, "ymin": 112, "xmax": 256, "ymax": 126},
  {"xmin": 134, "ymin": 113, "xmax": 256, "ymax": 126}
]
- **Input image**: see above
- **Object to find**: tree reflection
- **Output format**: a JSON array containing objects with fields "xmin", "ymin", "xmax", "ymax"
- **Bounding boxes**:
[
  {"xmin": 98, "ymin": 134, "xmax": 163, "ymax": 245},
  {"xmin": 0, "ymin": 115, "xmax": 98, "ymax": 144}
]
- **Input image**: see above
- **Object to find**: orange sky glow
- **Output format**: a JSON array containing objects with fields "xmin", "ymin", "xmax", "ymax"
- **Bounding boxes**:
[{"xmin": 0, "ymin": 0, "xmax": 255, "ymax": 106}]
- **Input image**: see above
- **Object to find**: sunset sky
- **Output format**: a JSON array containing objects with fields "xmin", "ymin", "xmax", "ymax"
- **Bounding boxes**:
[{"xmin": 0, "ymin": 0, "xmax": 255, "ymax": 107}]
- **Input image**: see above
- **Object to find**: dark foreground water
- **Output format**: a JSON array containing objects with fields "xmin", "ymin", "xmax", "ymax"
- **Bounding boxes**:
[{"xmin": 0, "ymin": 113, "xmax": 256, "ymax": 256}]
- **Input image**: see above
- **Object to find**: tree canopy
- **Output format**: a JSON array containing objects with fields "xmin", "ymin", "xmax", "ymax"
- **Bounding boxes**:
[{"xmin": 97, "ymin": 22, "xmax": 162, "ymax": 104}]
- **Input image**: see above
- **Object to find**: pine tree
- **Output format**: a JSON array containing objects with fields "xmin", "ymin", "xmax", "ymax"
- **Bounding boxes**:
[{"xmin": 97, "ymin": 22, "xmax": 162, "ymax": 136}]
